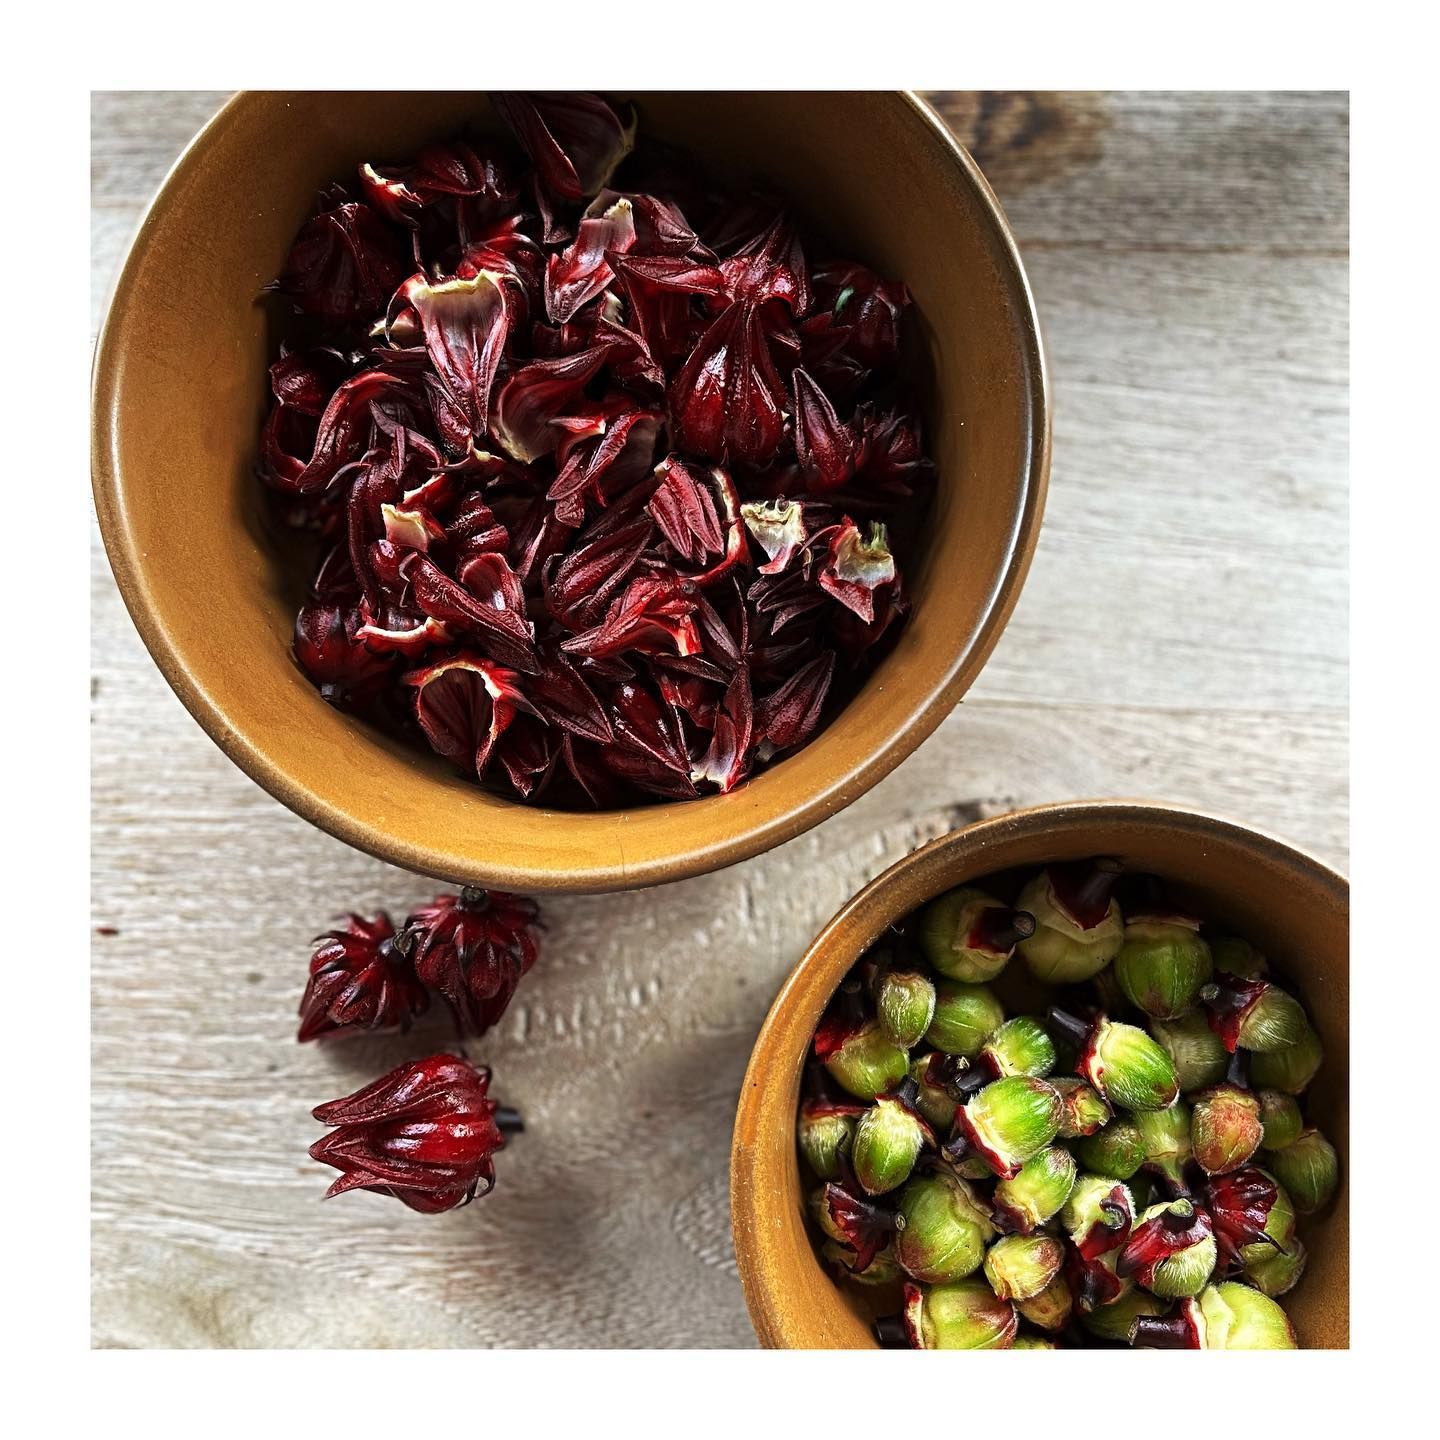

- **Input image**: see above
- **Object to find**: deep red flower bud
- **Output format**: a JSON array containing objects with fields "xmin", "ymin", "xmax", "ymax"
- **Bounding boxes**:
[
  {"xmin": 310, "ymin": 1053, "xmax": 512, "ymax": 1212},
  {"xmin": 791, "ymin": 367, "xmax": 857, "ymax": 493},
  {"xmin": 270, "ymin": 197, "xmax": 408, "ymax": 329},
  {"xmin": 298, "ymin": 911, "xmax": 429, "ymax": 1042},
  {"xmin": 754, "ymin": 652, "xmax": 836, "ymax": 757},
  {"xmin": 404, "ymin": 888, "xmax": 542, "ymax": 1037},
  {"xmin": 492, "ymin": 91, "xmax": 635, "ymax": 201},
  {"xmin": 720, "ymin": 213, "xmax": 811, "ymax": 314},
  {"xmin": 670, "ymin": 302, "xmax": 788, "ymax": 467},
  {"xmin": 293, "ymin": 602, "xmax": 394, "ymax": 705},
  {"xmin": 813, "ymin": 261, "xmax": 911, "ymax": 368}
]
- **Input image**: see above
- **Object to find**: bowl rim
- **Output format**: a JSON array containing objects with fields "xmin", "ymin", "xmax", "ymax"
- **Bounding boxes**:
[
  {"xmin": 729, "ymin": 798, "xmax": 1348, "ymax": 1348},
  {"xmin": 90, "ymin": 90, "xmax": 1052, "ymax": 892}
]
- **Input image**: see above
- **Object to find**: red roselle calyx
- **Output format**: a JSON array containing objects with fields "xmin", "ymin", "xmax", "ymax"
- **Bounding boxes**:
[
  {"xmin": 263, "ymin": 94, "xmax": 933, "ymax": 808},
  {"xmin": 297, "ymin": 911, "xmax": 430, "ymax": 1042},
  {"xmin": 404, "ymin": 887, "xmax": 541, "ymax": 1037},
  {"xmin": 310, "ymin": 1053, "xmax": 521, "ymax": 1212}
]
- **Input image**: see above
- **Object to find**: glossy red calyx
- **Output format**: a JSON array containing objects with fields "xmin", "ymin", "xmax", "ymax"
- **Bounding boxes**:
[
  {"xmin": 297, "ymin": 911, "xmax": 430, "ymax": 1042},
  {"xmin": 310, "ymin": 1053, "xmax": 510, "ymax": 1212},
  {"xmin": 263, "ymin": 92, "xmax": 934, "ymax": 808},
  {"xmin": 404, "ymin": 887, "xmax": 541, "ymax": 1037}
]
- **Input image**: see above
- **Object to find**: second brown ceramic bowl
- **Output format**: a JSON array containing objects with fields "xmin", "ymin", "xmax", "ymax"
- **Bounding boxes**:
[
  {"xmin": 731, "ymin": 801, "xmax": 1349, "ymax": 1348},
  {"xmin": 92, "ymin": 91, "xmax": 1048, "ymax": 892}
]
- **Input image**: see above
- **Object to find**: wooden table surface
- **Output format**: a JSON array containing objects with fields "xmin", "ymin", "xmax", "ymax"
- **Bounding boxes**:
[{"xmin": 90, "ymin": 91, "xmax": 1348, "ymax": 1348}]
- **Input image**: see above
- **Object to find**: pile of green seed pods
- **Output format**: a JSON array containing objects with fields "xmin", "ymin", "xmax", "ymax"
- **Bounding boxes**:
[{"xmin": 798, "ymin": 858, "xmax": 1340, "ymax": 1349}]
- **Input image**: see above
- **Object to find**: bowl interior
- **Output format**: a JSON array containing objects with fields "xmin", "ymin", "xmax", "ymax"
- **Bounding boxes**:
[
  {"xmin": 93, "ymin": 91, "xmax": 1046, "ymax": 890},
  {"xmin": 731, "ymin": 804, "xmax": 1349, "ymax": 1348}
]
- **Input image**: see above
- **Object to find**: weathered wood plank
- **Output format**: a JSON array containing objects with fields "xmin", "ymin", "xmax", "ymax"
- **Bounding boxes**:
[{"xmin": 90, "ymin": 91, "xmax": 1348, "ymax": 1348}]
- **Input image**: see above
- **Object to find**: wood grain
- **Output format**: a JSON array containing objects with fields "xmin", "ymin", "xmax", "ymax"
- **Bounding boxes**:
[{"xmin": 90, "ymin": 90, "xmax": 1348, "ymax": 1348}]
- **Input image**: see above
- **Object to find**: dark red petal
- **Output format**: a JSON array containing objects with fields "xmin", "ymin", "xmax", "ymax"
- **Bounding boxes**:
[
  {"xmin": 493, "ymin": 341, "xmax": 616, "ymax": 464},
  {"xmin": 386, "ymin": 271, "xmax": 515, "ymax": 439},
  {"xmin": 547, "ymin": 406, "xmax": 662, "ymax": 528},
  {"xmin": 408, "ymin": 555, "xmax": 539, "ymax": 673},
  {"xmin": 817, "ymin": 519, "xmax": 896, "ymax": 624},
  {"xmin": 560, "ymin": 574, "xmax": 701, "ymax": 662},
  {"xmin": 544, "ymin": 196, "xmax": 637, "ymax": 324},
  {"xmin": 690, "ymin": 665, "xmax": 753, "ymax": 793},
  {"xmin": 405, "ymin": 654, "xmax": 540, "ymax": 777}
]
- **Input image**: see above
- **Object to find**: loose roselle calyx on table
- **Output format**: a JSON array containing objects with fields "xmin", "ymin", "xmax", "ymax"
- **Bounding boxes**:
[
  {"xmin": 297, "ymin": 910, "xmax": 430, "ymax": 1042},
  {"xmin": 310, "ymin": 1053, "xmax": 522, "ymax": 1212},
  {"xmin": 260, "ymin": 91, "xmax": 934, "ymax": 807},
  {"xmin": 403, "ymin": 887, "xmax": 541, "ymax": 1037}
]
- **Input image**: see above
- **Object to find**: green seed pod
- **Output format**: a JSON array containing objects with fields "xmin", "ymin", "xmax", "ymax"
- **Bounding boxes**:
[
  {"xmin": 822, "ymin": 1239, "xmax": 903, "ymax": 1287},
  {"xmin": 992, "ymin": 1146, "xmax": 1077, "ymax": 1233},
  {"xmin": 981, "ymin": 1016, "xmax": 1057, "ymax": 1080},
  {"xmin": 902, "ymin": 1278, "xmax": 1018, "ymax": 1350},
  {"xmin": 955, "ymin": 1076, "xmax": 1064, "ymax": 1178},
  {"xmin": 925, "ymin": 981, "xmax": 1005, "ymax": 1058},
  {"xmin": 1266, "ymin": 1128, "xmax": 1339, "ymax": 1214},
  {"xmin": 1015, "ymin": 1271, "xmax": 1074, "ymax": 1333},
  {"xmin": 908, "ymin": 1052, "xmax": 961, "ymax": 1132},
  {"xmin": 984, "ymin": 1233, "xmax": 1065, "ymax": 1302},
  {"xmin": 796, "ymin": 1099, "xmax": 862, "ymax": 1180},
  {"xmin": 1080, "ymin": 1285, "xmax": 1170, "ymax": 1343},
  {"xmin": 1076, "ymin": 1016, "xmax": 1180, "ymax": 1111},
  {"xmin": 1135, "ymin": 1102, "xmax": 1193, "ymax": 1190},
  {"xmin": 1210, "ymin": 936, "xmax": 1268, "ymax": 980},
  {"xmin": 819, "ymin": 1017, "xmax": 910, "ymax": 1101},
  {"xmin": 918, "ymin": 886, "xmax": 1036, "ymax": 983},
  {"xmin": 1190, "ymin": 1084, "xmax": 1263, "ymax": 1175},
  {"xmin": 1130, "ymin": 1282, "xmax": 1296, "ymax": 1349},
  {"xmin": 875, "ymin": 968, "xmax": 937, "ymax": 1050},
  {"xmin": 1011, "ymin": 1334, "xmax": 1059, "ymax": 1350},
  {"xmin": 1017, "ymin": 860, "xmax": 1125, "ymax": 984},
  {"xmin": 1052, "ymin": 1077, "xmax": 1112, "ymax": 1139},
  {"xmin": 1075, "ymin": 1118, "xmax": 1146, "ymax": 1180},
  {"xmin": 1202, "ymin": 974, "xmax": 1308, "ymax": 1053},
  {"xmin": 1149, "ymin": 1011, "xmax": 1230, "ymax": 1094},
  {"xmin": 1113, "ymin": 915, "xmax": 1213, "ymax": 1020},
  {"xmin": 1247, "ymin": 1022, "xmax": 1323, "ymax": 1095},
  {"xmin": 1245, "ymin": 1237, "xmax": 1307, "ymax": 1297},
  {"xmin": 1062, "ymin": 1175, "xmax": 1136, "ymax": 1259},
  {"xmin": 851, "ymin": 1087, "xmax": 934, "ymax": 1196},
  {"xmin": 1237, "ymin": 1171, "xmax": 1297, "ymax": 1265},
  {"xmin": 1257, "ymin": 1090, "xmax": 1304, "ymax": 1151},
  {"xmin": 1119, "ymin": 1199, "xmax": 1216, "ymax": 1298},
  {"xmin": 894, "ymin": 1170, "xmax": 994, "ymax": 1284}
]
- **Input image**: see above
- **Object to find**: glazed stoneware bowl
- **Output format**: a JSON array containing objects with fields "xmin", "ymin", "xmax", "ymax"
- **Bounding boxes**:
[
  {"xmin": 92, "ymin": 91, "xmax": 1049, "ymax": 892},
  {"xmin": 731, "ymin": 801, "xmax": 1349, "ymax": 1348}
]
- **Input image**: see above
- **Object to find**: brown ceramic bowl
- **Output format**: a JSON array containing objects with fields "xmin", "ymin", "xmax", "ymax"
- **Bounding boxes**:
[
  {"xmin": 731, "ymin": 801, "xmax": 1349, "ymax": 1348},
  {"xmin": 91, "ymin": 91, "xmax": 1048, "ymax": 892}
]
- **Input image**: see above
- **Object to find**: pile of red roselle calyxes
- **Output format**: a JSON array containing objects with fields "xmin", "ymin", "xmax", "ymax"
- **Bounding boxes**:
[
  {"xmin": 261, "ymin": 91, "xmax": 933, "ymax": 806},
  {"xmin": 302, "ymin": 887, "xmax": 539, "ymax": 1213}
]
